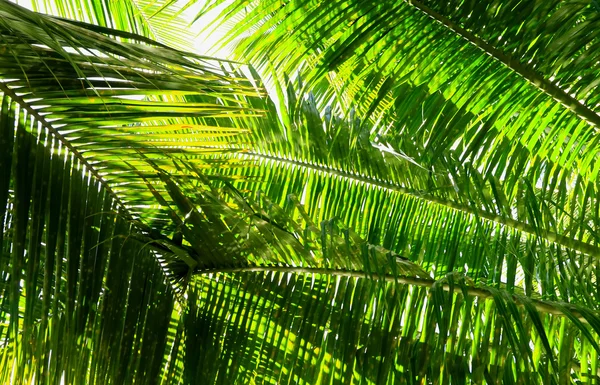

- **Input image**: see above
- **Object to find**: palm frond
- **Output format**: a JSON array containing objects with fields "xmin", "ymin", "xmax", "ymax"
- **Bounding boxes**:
[
  {"xmin": 134, "ymin": 146, "xmax": 600, "ymax": 383},
  {"xmin": 176, "ymin": 268, "xmax": 600, "ymax": 384},
  {"xmin": 130, "ymin": 94, "xmax": 600, "ymax": 382},
  {"xmin": 187, "ymin": 78, "xmax": 598, "ymax": 317},
  {"xmin": 0, "ymin": 122, "xmax": 183, "ymax": 384},
  {"xmin": 22, "ymin": 0, "xmax": 195, "ymax": 51},
  {"xmin": 3, "ymin": 0, "xmax": 600, "ymax": 384},
  {"xmin": 0, "ymin": 0, "xmax": 261, "ymax": 226},
  {"xmin": 0, "ymin": 3, "xmax": 261, "ymax": 383},
  {"xmin": 187, "ymin": 0, "xmax": 600, "ymax": 309}
]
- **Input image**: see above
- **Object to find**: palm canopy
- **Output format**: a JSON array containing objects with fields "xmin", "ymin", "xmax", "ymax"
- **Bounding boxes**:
[{"xmin": 0, "ymin": 0, "xmax": 599, "ymax": 384}]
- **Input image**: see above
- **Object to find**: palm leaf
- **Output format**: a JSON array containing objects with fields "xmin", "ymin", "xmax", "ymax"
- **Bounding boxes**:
[
  {"xmin": 173, "ymin": 268, "xmax": 600, "ymax": 384},
  {"xmin": 194, "ymin": 0, "xmax": 600, "ymax": 238},
  {"xmin": 188, "ymin": 0, "xmax": 600, "ymax": 308},
  {"xmin": 191, "ymin": 78, "xmax": 599, "ymax": 317},
  {"xmin": 0, "ymin": 0, "xmax": 261, "ymax": 226},
  {"xmin": 134, "ymin": 108, "xmax": 600, "ymax": 383},
  {"xmin": 129, "ymin": 146, "xmax": 600, "ymax": 383},
  {"xmin": 0, "ymin": 3, "xmax": 259, "ymax": 383},
  {"xmin": 25, "ymin": 0, "xmax": 194, "ymax": 51},
  {"xmin": 0, "ymin": 122, "xmax": 183, "ymax": 384}
]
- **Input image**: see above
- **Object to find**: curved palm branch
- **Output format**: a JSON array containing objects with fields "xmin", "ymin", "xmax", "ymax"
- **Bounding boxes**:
[
  {"xmin": 194, "ymin": 77, "xmax": 599, "ymax": 314},
  {"xmin": 175, "ymin": 269, "xmax": 600, "ymax": 384},
  {"xmin": 0, "ymin": 2, "xmax": 258, "ymax": 383},
  {"xmin": 186, "ymin": 0, "xmax": 600, "ymax": 307},
  {"xmin": 139, "ymin": 78, "xmax": 600, "ymax": 383},
  {"xmin": 194, "ymin": 0, "xmax": 600, "ymax": 251}
]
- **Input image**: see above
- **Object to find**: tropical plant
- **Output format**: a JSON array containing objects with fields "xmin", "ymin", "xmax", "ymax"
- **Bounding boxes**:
[{"xmin": 1, "ymin": 0, "xmax": 600, "ymax": 383}]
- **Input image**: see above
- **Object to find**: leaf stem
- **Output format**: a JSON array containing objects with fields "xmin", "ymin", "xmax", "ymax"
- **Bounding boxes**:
[
  {"xmin": 0, "ymin": 82, "xmax": 131, "ymax": 217},
  {"xmin": 405, "ymin": 0, "xmax": 600, "ymax": 127},
  {"xmin": 197, "ymin": 265, "xmax": 592, "ymax": 323},
  {"xmin": 243, "ymin": 151, "xmax": 600, "ymax": 258}
]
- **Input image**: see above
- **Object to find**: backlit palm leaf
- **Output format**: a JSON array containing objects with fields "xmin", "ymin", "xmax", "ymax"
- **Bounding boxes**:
[
  {"xmin": 2, "ymin": 0, "xmax": 600, "ymax": 384},
  {"xmin": 195, "ymin": 0, "xmax": 600, "ymax": 248},
  {"xmin": 0, "ymin": 2, "xmax": 257, "ymax": 383},
  {"xmin": 122, "ymin": 131, "xmax": 600, "ymax": 383},
  {"xmin": 25, "ymin": 0, "xmax": 194, "ymax": 50},
  {"xmin": 188, "ymin": 0, "xmax": 600, "ymax": 311}
]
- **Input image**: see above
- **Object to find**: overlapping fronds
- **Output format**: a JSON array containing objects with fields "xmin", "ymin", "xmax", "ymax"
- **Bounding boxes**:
[
  {"xmin": 25, "ymin": 0, "xmax": 194, "ymax": 50},
  {"xmin": 192, "ymin": 78, "xmax": 599, "ymax": 316},
  {"xmin": 189, "ymin": 0, "xmax": 600, "ymax": 308},
  {"xmin": 122, "ymin": 99, "xmax": 598, "ymax": 385},
  {"xmin": 3, "ymin": 0, "xmax": 600, "ymax": 383},
  {"xmin": 176, "ymin": 269, "xmax": 600, "ymax": 384},
  {"xmin": 0, "ymin": 109, "xmax": 182, "ymax": 385},
  {"xmin": 0, "ymin": 2, "xmax": 260, "ymax": 383},
  {"xmin": 136, "ymin": 153, "xmax": 426, "ymax": 275},
  {"xmin": 136, "ymin": 153, "xmax": 600, "ymax": 384},
  {"xmin": 0, "ymin": 0, "xmax": 261, "ymax": 226}
]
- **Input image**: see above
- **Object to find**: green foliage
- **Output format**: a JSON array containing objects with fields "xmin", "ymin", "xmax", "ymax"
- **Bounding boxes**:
[{"xmin": 1, "ymin": 0, "xmax": 600, "ymax": 384}]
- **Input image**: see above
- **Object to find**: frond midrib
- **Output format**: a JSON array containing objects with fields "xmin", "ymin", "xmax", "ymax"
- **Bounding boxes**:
[
  {"xmin": 0, "ymin": 82, "xmax": 133, "ymax": 219},
  {"xmin": 195, "ymin": 264, "xmax": 592, "ymax": 323},
  {"xmin": 240, "ymin": 150, "xmax": 600, "ymax": 258},
  {"xmin": 406, "ymin": 0, "xmax": 600, "ymax": 128}
]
